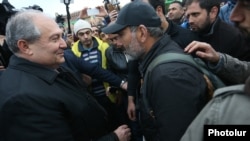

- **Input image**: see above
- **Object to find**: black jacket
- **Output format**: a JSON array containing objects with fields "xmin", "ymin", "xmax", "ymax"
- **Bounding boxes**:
[
  {"xmin": 199, "ymin": 18, "xmax": 250, "ymax": 61},
  {"xmin": 127, "ymin": 21, "xmax": 200, "ymax": 97},
  {"xmin": 105, "ymin": 46, "xmax": 128, "ymax": 80},
  {"xmin": 166, "ymin": 19, "xmax": 200, "ymax": 49},
  {"xmin": 0, "ymin": 56, "xmax": 118, "ymax": 141},
  {"xmin": 139, "ymin": 35, "xmax": 207, "ymax": 141}
]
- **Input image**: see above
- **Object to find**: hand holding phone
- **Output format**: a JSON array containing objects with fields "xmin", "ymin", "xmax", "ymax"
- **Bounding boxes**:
[
  {"xmin": 87, "ymin": 8, "xmax": 99, "ymax": 16},
  {"xmin": 107, "ymin": 4, "xmax": 116, "ymax": 13}
]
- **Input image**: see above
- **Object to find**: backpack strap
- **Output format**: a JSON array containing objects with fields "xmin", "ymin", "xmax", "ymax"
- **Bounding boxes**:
[
  {"xmin": 147, "ymin": 52, "xmax": 198, "ymax": 71},
  {"xmin": 143, "ymin": 52, "xmax": 197, "ymax": 118},
  {"xmin": 142, "ymin": 52, "xmax": 225, "ymax": 118},
  {"xmin": 148, "ymin": 53, "xmax": 225, "ymax": 88}
]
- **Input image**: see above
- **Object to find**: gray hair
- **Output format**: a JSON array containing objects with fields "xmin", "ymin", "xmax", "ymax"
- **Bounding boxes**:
[
  {"xmin": 130, "ymin": 26, "xmax": 164, "ymax": 38},
  {"xmin": 5, "ymin": 10, "xmax": 42, "ymax": 53}
]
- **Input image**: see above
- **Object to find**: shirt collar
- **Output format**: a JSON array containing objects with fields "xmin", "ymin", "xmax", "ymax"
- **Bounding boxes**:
[
  {"xmin": 201, "ymin": 17, "xmax": 220, "ymax": 36},
  {"xmin": 78, "ymin": 37, "xmax": 99, "ymax": 52},
  {"xmin": 8, "ymin": 55, "xmax": 59, "ymax": 84}
]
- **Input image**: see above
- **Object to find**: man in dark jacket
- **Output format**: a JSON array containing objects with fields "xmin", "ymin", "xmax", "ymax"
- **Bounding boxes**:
[
  {"xmin": 185, "ymin": 0, "xmax": 250, "ymax": 61},
  {"xmin": 0, "ymin": 10, "xmax": 131, "ymax": 141},
  {"xmin": 102, "ymin": 1, "xmax": 207, "ymax": 141},
  {"xmin": 126, "ymin": 0, "xmax": 201, "ymax": 122},
  {"xmin": 180, "ymin": 1, "xmax": 250, "ymax": 140}
]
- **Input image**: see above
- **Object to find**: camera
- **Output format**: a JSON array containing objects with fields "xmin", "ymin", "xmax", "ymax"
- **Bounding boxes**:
[
  {"xmin": 0, "ymin": 0, "xmax": 43, "ymax": 67},
  {"xmin": 104, "ymin": 0, "xmax": 120, "ymax": 13},
  {"xmin": 0, "ymin": 0, "xmax": 43, "ymax": 35},
  {"xmin": 0, "ymin": 0, "xmax": 17, "ymax": 35},
  {"xmin": 106, "ymin": 3, "xmax": 116, "ymax": 13},
  {"xmin": 87, "ymin": 8, "xmax": 100, "ymax": 16}
]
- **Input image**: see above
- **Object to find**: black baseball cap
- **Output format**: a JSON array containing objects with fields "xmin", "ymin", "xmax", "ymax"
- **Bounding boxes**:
[{"xmin": 102, "ymin": 1, "xmax": 161, "ymax": 34}]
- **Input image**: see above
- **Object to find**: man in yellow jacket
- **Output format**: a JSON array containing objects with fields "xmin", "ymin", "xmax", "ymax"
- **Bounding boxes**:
[{"xmin": 71, "ymin": 19, "xmax": 120, "ymax": 131}]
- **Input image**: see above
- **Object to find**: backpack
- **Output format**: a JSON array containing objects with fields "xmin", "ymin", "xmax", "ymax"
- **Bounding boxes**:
[{"xmin": 142, "ymin": 52, "xmax": 226, "ymax": 118}]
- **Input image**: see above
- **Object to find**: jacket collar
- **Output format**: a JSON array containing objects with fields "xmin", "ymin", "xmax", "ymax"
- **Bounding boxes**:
[
  {"xmin": 200, "ymin": 17, "xmax": 220, "ymax": 37},
  {"xmin": 78, "ymin": 36, "xmax": 99, "ymax": 52},
  {"xmin": 8, "ymin": 55, "xmax": 58, "ymax": 84},
  {"xmin": 139, "ymin": 34, "xmax": 183, "ymax": 75},
  {"xmin": 165, "ymin": 19, "xmax": 178, "ymax": 36}
]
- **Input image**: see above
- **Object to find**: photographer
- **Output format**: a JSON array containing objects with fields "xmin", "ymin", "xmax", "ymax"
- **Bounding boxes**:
[
  {"xmin": 0, "ymin": 1, "xmax": 15, "ymax": 72},
  {"xmin": 0, "ymin": 0, "xmax": 44, "ymax": 74}
]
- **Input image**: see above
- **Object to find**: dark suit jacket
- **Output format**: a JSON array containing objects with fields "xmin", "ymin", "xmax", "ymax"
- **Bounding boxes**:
[{"xmin": 0, "ymin": 55, "xmax": 118, "ymax": 141}]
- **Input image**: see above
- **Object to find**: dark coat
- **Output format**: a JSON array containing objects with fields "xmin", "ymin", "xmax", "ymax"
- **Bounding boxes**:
[
  {"xmin": 105, "ymin": 46, "xmax": 128, "ymax": 80},
  {"xmin": 127, "ymin": 21, "xmax": 200, "ymax": 97},
  {"xmin": 0, "ymin": 56, "xmax": 118, "ymax": 141},
  {"xmin": 139, "ymin": 35, "xmax": 207, "ymax": 141},
  {"xmin": 199, "ymin": 18, "xmax": 250, "ymax": 61},
  {"xmin": 166, "ymin": 19, "xmax": 200, "ymax": 48}
]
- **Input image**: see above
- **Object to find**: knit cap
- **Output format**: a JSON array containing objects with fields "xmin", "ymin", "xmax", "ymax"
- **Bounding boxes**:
[{"xmin": 73, "ymin": 19, "xmax": 91, "ymax": 34}]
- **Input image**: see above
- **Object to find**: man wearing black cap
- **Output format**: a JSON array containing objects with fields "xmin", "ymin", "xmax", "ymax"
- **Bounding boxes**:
[
  {"xmin": 103, "ymin": 1, "xmax": 207, "ymax": 141},
  {"xmin": 126, "ymin": 0, "xmax": 201, "ymax": 124}
]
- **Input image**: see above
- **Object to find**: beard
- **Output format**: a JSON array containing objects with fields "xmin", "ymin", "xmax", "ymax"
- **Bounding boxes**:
[
  {"xmin": 234, "ymin": 22, "xmax": 250, "ymax": 42},
  {"xmin": 125, "ymin": 33, "xmax": 145, "ymax": 60},
  {"xmin": 191, "ymin": 16, "xmax": 212, "ymax": 34}
]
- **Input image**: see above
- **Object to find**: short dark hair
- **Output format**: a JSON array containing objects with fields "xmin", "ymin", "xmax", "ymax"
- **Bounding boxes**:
[
  {"xmin": 170, "ymin": 1, "xmax": 184, "ymax": 7},
  {"xmin": 148, "ymin": 0, "xmax": 167, "ymax": 15},
  {"xmin": 185, "ymin": 0, "xmax": 220, "ymax": 16}
]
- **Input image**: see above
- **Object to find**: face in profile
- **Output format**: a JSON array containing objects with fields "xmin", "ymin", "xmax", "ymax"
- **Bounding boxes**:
[
  {"xmin": 91, "ymin": 26, "xmax": 100, "ymax": 38},
  {"xmin": 28, "ymin": 15, "xmax": 67, "ymax": 69},
  {"xmin": 230, "ymin": 0, "xmax": 250, "ymax": 39},
  {"xmin": 108, "ymin": 34, "xmax": 124, "ymax": 49},
  {"xmin": 167, "ymin": 3, "xmax": 185, "ymax": 22},
  {"xmin": 117, "ymin": 27, "xmax": 145, "ymax": 60}
]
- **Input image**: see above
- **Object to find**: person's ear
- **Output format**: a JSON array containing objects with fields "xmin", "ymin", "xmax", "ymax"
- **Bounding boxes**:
[
  {"xmin": 17, "ymin": 40, "xmax": 32, "ymax": 55},
  {"xmin": 209, "ymin": 6, "xmax": 218, "ymax": 19},
  {"xmin": 137, "ymin": 25, "xmax": 148, "ymax": 43}
]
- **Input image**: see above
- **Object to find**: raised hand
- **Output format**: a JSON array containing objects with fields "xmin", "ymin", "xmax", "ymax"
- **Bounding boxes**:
[{"xmin": 185, "ymin": 41, "xmax": 220, "ymax": 63}]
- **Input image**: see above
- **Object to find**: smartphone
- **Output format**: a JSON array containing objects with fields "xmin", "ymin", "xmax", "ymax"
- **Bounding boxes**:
[
  {"xmin": 107, "ymin": 4, "xmax": 116, "ymax": 12},
  {"xmin": 109, "ymin": 87, "xmax": 119, "ymax": 93},
  {"xmin": 87, "ymin": 8, "xmax": 99, "ymax": 16}
]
